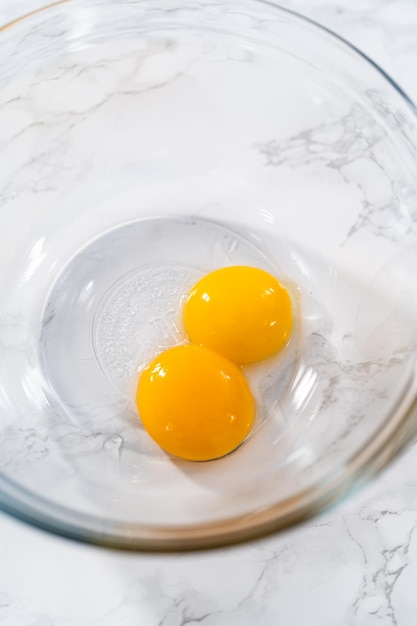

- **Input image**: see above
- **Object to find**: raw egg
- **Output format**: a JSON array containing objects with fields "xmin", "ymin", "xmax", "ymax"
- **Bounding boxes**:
[
  {"xmin": 183, "ymin": 266, "xmax": 292, "ymax": 364},
  {"xmin": 136, "ymin": 344, "xmax": 255, "ymax": 461}
]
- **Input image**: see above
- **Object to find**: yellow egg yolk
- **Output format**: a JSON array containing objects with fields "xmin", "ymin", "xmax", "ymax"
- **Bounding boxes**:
[
  {"xmin": 136, "ymin": 344, "xmax": 255, "ymax": 461},
  {"xmin": 183, "ymin": 266, "xmax": 292, "ymax": 364}
]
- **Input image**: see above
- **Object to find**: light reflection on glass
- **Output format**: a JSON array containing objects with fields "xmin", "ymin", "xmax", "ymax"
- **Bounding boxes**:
[
  {"xmin": 291, "ymin": 365, "xmax": 317, "ymax": 413},
  {"xmin": 23, "ymin": 237, "xmax": 46, "ymax": 282}
]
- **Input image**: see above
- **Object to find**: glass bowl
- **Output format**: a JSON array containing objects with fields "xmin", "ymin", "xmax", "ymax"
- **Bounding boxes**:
[{"xmin": 1, "ymin": 0, "xmax": 417, "ymax": 551}]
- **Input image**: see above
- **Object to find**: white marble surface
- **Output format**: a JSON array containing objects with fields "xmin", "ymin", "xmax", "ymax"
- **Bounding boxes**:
[{"xmin": 2, "ymin": 0, "xmax": 417, "ymax": 624}]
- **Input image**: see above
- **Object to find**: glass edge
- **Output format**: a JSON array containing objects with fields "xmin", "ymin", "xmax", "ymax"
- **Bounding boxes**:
[
  {"xmin": 0, "ymin": 0, "xmax": 71, "ymax": 33},
  {"xmin": 260, "ymin": 0, "xmax": 417, "ymax": 118},
  {"xmin": 1, "ymin": 378, "xmax": 417, "ymax": 551},
  {"xmin": 1, "ymin": 0, "xmax": 417, "ymax": 119},
  {"xmin": 0, "ymin": 0, "xmax": 417, "ymax": 550}
]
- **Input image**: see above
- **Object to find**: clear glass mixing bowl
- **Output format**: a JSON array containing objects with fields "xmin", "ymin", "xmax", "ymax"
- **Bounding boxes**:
[{"xmin": 1, "ymin": 0, "xmax": 417, "ymax": 550}]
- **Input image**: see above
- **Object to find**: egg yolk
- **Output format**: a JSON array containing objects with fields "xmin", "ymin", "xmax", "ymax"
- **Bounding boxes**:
[
  {"xmin": 136, "ymin": 344, "xmax": 255, "ymax": 461},
  {"xmin": 183, "ymin": 266, "xmax": 292, "ymax": 364}
]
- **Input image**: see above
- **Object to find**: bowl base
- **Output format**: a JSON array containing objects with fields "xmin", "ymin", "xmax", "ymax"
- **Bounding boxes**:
[{"xmin": 39, "ymin": 216, "xmax": 299, "ymax": 465}]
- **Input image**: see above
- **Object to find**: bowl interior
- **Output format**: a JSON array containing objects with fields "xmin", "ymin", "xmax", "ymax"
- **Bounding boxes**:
[{"xmin": 1, "ymin": 0, "xmax": 417, "ymax": 547}]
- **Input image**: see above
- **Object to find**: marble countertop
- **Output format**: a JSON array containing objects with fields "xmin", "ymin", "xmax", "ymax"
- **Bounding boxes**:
[{"xmin": 2, "ymin": 1, "xmax": 417, "ymax": 625}]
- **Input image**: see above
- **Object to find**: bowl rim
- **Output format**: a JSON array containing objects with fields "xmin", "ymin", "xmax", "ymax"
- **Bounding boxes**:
[{"xmin": 1, "ymin": 0, "xmax": 417, "ymax": 551}]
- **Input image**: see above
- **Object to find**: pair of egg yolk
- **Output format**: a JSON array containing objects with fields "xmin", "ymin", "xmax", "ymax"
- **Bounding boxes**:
[{"xmin": 136, "ymin": 266, "xmax": 293, "ymax": 461}]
